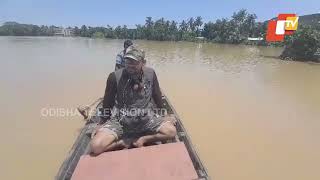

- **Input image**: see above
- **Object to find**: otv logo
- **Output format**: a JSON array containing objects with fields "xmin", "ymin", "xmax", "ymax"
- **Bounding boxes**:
[{"xmin": 266, "ymin": 14, "xmax": 299, "ymax": 42}]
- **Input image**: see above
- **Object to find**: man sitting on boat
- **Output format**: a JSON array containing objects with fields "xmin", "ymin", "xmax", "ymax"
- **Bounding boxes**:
[
  {"xmin": 115, "ymin": 40, "xmax": 133, "ymax": 71},
  {"xmin": 90, "ymin": 46, "xmax": 177, "ymax": 155}
]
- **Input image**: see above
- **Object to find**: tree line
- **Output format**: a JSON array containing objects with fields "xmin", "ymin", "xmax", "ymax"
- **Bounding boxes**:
[
  {"xmin": 1, "ymin": 9, "xmax": 319, "ymax": 61},
  {"xmin": 0, "ymin": 22, "xmax": 56, "ymax": 36},
  {"xmin": 0, "ymin": 9, "xmax": 266, "ymax": 44}
]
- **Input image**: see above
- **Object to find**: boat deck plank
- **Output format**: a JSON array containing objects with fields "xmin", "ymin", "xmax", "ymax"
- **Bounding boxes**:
[{"xmin": 71, "ymin": 142, "xmax": 198, "ymax": 180}]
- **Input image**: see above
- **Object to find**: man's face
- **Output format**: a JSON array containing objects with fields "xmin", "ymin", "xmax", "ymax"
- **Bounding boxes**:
[{"xmin": 125, "ymin": 58, "xmax": 142, "ymax": 75}]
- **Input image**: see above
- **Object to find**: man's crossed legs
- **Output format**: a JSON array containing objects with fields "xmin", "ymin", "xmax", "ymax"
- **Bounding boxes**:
[{"xmin": 90, "ymin": 115, "xmax": 177, "ymax": 155}]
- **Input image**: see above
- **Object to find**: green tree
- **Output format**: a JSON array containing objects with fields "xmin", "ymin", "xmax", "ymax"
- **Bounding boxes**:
[
  {"xmin": 280, "ymin": 26, "xmax": 320, "ymax": 62},
  {"xmin": 145, "ymin": 17, "xmax": 154, "ymax": 40},
  {"xmin": 92, "ymin": 31, "xmax": 104, "ymax": 38},
  {"xmin": 73, "ymin": 26, "xmax": 80, "ymax": 36},
  {"xmin": 120, "ymin": 25, "xmax": 128, "ymax": 39},
  {"xmin": 104, "ymin": 25, "xmax": 114, "ymax": 38},
  {"xmin": 80, "ymin": 25, "xmax": 89, "ymax": 37},
  {"xmin": 153, "ymin": 18, "xmax": 166, "ymax": 40},
  {"xmin": 188, "ymin": 17, "xmax": 195, "ymax": 32},
  {"xmin": 114, "ymin": 26, "xmax": 122, "ymax": 38},
  {"xmin": 179, "ymin": 20, "xmax": 188, "ymax": 40},
  {"xmin": 195, "ymin": 16, "xmax": 203, "ymax": 36},
  {"xmin": 228, "ymin": 9, "xmax": 257, "ymax": 43},
  {"xmin": 168, "ymin": 20, "xmax": 178, "ymax": 40}
]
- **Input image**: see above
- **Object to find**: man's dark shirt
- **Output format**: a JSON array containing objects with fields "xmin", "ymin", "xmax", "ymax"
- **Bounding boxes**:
[{"xmin": 100, "ymin": 69, "xmax": 163, "ymax": 124}]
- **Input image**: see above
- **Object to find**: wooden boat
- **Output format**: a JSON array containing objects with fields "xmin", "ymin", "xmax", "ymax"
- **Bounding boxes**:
[{"xmin": 56, "ymin": 94, "xmax": 210, "ymax": 180}]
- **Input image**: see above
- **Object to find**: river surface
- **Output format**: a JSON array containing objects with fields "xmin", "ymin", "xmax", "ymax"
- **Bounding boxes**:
[{"xmin": 0, "ymin": 36, "xmax": 319, "ymax": 180}]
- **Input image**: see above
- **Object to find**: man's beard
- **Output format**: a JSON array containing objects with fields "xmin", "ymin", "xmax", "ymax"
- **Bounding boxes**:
[{"xmin": 125, "ymin": 68, "xmax": 143, "ymax": 91}]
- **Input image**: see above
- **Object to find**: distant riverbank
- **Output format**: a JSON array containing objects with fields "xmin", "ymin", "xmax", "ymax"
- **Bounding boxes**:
[{"xmin": 1, "ymin": 10, "xmax": 319, "ymax": 62}]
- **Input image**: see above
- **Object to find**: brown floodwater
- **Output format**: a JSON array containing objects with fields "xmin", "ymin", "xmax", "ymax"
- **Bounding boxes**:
[{"xmin": 0, "ymin": 37, "xmax": 319, "ymax": 180}]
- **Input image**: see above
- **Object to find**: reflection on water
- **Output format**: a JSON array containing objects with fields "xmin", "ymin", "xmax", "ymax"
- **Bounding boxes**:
[{"xmin": 0, "ymin": 37, "xmax": 319, "ymax": 180}]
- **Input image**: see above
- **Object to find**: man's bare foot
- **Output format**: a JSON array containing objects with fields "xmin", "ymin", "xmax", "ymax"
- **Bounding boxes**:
[
  {"xmin": 133, "ymin": 137, "xmax": 146, "ymax": 147},
  {"xmin": 105, "ymin": 139, "xmax": 131, "ymax": 152},
  {"xmin": 117, "ymin": 139, "xmax": 131, "ymax": 149}
]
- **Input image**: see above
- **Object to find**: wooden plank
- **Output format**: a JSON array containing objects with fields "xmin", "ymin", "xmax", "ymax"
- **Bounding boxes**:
[
  {"xmin": 163, "ymin": 95, "xmax": 210, "ymax": 179},
  {"xmin": 71, "ymin": 142, "xmax": 198, "ymax": 180}
]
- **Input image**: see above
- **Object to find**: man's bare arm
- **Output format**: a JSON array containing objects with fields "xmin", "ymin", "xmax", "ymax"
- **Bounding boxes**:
[
  {"xmin": 152, "ymin": 71, "xmax": 163, "ymax": 109},
  {"xmin": 100, "ymin": 72, "xmax": 117, "ymax": 124}
]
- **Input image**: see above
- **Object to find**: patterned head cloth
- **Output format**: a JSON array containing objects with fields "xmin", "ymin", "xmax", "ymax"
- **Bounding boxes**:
[{"xmin": 124, "ymin": 46, "xmax": 145, "ymax": 62}]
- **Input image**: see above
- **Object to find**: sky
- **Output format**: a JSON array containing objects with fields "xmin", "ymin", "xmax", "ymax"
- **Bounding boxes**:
[{"xmin": 0, "ymin": 0, "xmax": 319, "ymax": 28}]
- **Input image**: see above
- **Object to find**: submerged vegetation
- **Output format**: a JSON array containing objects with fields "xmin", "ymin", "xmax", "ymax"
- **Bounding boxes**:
[{"xmin": 1, "ymin": 9, "xmax": 319, "ymax": 62}]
